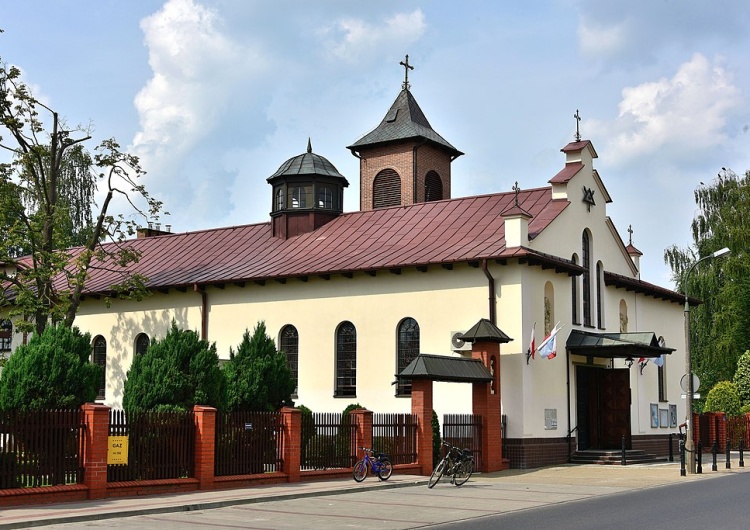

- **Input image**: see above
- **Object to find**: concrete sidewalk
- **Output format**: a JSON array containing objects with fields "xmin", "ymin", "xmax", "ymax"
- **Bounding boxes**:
[{"xmin": 1, "ymin": 458, "xmax": 747, "ymax": 529}]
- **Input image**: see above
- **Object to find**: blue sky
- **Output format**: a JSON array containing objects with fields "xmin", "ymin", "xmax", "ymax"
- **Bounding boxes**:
[{"xmin": 2, "ymin": 0, "xmax": 749, "ymax": 287}]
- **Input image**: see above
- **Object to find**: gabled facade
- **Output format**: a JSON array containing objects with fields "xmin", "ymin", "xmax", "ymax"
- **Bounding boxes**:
[{"xmin": 1, "ymin": 81, "xmax": 691, "ymax": 469}]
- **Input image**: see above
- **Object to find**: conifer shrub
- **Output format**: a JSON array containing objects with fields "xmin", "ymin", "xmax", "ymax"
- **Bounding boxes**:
[
  {"xmin": 222, "ymin": 322, "xmax": 294, "ymax": 412},
  {"xmin": 0, "ymin": 324, "xmax": 100, "ymax": 410},
  {"xmin": 122, "ymin": 321, "xmax": 225, "ymax": 412}
]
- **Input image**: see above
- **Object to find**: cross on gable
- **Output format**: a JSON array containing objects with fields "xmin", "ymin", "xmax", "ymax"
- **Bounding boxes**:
[
  {"xmin": 400, "ymin": 54, "xmax": 414, "ymax": 90},
  {"xmin": 627, "ymin": 224, "xmax": 633, "ymax": 245},
  {"xmin": 574, "ymin": 109, "xmax": 582, "ymax": 142},
  {"xmin": 512, "ymin": 181, "xmax": 520, "ymax": 206}
]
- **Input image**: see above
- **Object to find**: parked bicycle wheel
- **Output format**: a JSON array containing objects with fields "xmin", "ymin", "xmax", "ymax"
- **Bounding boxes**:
[
  {"xmin": 353, "ymin": 460, "xmax": 368, "ymax": 482},
  {"xmin": 377, "ymin": 459, "xmax": 393, "ymax": 481},
  {"xmin": 427, "ymin": 458, "xmax": 447, "ymax": 488},
  {"xmin": 452, "ymin": 459, "xmax": 473, "ymax": 486}
]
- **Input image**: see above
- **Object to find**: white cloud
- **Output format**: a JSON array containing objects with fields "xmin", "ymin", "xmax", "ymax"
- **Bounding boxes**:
[
  {"xmin": 589, "ymin": 54, "xmax": 742, "ymax": 166},
  {"xmin": 323, "ymin": 9, "xmax": 427, "ymax": 62},
  {"xmin": 577, "ymin": 15, "xmax": 631, "ymax": 58}
]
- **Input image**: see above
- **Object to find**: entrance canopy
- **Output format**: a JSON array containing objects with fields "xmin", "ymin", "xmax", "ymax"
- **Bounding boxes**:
[
  {"xmin": 566, "ymin": 329, "xmax": 674, "ymax": 359},
  {"xmin": 396, "ymin": 354, "xmax": 493, "ymax": 383}
]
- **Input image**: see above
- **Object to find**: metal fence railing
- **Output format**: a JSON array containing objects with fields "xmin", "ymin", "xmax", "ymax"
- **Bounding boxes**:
[
  {"xmin": 443, "ymin": 413, "xmax": 482, "ymax": 471},
  {"xmin": 107, "ymin": 409, "xmax": 195, "ymax": 482},
  {"xmin": 215, "ymin": 411, "xmax": 283, "ymax": 476},
  {"xmin": 0, "ymin": 409, "xmax": 84, "ymax": 489},
  {"xmin": 372, "ymin": 413, "xmax": 417, "ymax": 464},
  {"xmin": 300, "ymin": 412, "xmax": 357, "ymax": 471}
]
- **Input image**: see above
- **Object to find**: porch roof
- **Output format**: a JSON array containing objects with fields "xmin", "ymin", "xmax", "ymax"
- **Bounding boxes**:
[
  {"xmin": 566, "ymin": 329, "xmax": 675, "ymax": 359},
  {"xmin": 396, "ymin": 354, "xmax": 493, "ymax": 383}
]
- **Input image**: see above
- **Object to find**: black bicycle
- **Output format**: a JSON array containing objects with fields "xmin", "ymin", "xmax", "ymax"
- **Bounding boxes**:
[{"xmin": 428, "ymin": 440, "xmax": 474, "ymax": 488}]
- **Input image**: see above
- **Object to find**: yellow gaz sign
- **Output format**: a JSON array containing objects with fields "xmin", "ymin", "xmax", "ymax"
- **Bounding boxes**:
[{"xmin": 107, "ymin": 435, "xmax": 129, "ymax": 465}]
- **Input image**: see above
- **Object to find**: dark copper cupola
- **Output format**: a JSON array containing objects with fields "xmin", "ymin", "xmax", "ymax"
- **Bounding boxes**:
[{"xmin": 267, "ymin": 139, "xmax": 349, "ymax": 239}]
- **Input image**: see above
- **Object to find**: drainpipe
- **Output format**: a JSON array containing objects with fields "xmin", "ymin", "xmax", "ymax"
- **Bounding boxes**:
[
  {"xmin": 413, "ymin": 139, "xmax": 427, "ymax": 204},
  {"xmin": 194, "ymin": 283, "xmax": 207, "ymax": 340},
  {"xmin": 481, "ymin": 259, "xmax": 496, "ymax": 325}
]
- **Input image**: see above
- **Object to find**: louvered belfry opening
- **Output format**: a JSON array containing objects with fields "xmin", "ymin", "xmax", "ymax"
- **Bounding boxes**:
[
  {"xmin": 373, "ymin": 168, "xmax": 401, "ymax": 209},
  {"xmin": 425, "ymin": 170, "xmax": 443, "ymax": 202}
]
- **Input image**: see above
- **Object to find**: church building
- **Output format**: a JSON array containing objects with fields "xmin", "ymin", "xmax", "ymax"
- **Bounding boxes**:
[{"xmin": 2, "ymin": 59, "xmax": 690, "ymax": 469}]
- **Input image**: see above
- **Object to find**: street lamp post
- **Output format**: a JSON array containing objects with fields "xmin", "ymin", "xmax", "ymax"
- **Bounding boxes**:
[{"xmin": 683, "ymin": 246, "xmax": 730, "ymax": 474}]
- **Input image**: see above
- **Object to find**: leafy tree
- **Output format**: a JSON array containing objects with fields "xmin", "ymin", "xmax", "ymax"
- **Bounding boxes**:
[
  {"xmin": 703, "ymin": 380, "xmax": 741, "ymax": 417},
  {"xmin": 0, "ymin": 46, "xmax": 165, "ymax": 336},
  {"xmin": 223, "ymin": 322, "xmax": 294, "ymax": 412},
  {"xmin": 733, "ymin": 350, "xmax": 750, "ymax": 406},
  {"xmin": 664, "ymin": 168, "xmax": 750, "ymax": 396},
  {"xmin": 0, "ymin": 324, "xmax": 100, "ymax": 410},
  {"xmin": 122, "ymin": 322, "xmax": 225, "ymax": 412}
]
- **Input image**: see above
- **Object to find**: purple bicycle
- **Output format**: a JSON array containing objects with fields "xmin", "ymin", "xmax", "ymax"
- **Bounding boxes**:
[{"xmin": 352, "ymin": 447, "xmax": 393, "ymax": 482}]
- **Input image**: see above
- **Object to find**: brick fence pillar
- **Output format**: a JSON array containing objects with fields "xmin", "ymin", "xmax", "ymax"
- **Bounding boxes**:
[
  {"xmin": 472, "ymin": 341, "xmax": 504, "ymax": 472},
  {"xmin": 351, "ymin": 408, "xmax": 373, "ymax": 462},
  {"xmin": 282, "ymin": 407, "xmax": 301, "ymax": 482},
  {"xmin": 193, "ymin": 405, "xmax": 216, "ymax": 490},
  {"xmin": 81, "ymin": 403, "xmax": 110, "ymax": 500},
  {"xmin": 411, "ymin": 379, "xmax": 434, "ymax": 475},
  {"xmin": 716, "ymin": 412, "xmax": 727, "ymax": 449}
]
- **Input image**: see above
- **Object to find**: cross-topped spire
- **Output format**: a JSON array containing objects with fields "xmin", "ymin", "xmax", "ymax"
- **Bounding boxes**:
[
  {"xmin": 627, "ymin": 224, "xmax": 633, "ymax": 245},
  {"xmin": 574, "ymin": 109, "xmax": 582, "ymax": 142},
  {"xmin": 399, "ymin": 54, "xmax": 414, "ymax": 90},
  {"xmin": 512, "ymin": 181, "xmax": 520, "ymax": 206}
]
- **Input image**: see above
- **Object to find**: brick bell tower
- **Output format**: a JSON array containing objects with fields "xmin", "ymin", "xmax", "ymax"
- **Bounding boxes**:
[{"xmin": 347, "ymin": 55, "xmax": 463, "ymax": 211}]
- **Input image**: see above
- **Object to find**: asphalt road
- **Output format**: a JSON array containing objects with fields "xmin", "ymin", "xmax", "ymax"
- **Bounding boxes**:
[{"xmin": 432, "ymin": 471, "xmax": 750, "ymax": 530}]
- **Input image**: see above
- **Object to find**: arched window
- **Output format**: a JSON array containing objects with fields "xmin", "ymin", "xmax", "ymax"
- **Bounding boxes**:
[
  {"xmin": 135, "ymin": 333, "xmax": 150, "ymax": 356},
  {"xmin": 544, "ymin": 282, "xmax": 555, "ymax": 336},
  {"xmin": 396, "ymin": 318, "xmax": 420, "ymax": 396},
  {"xmin": 424, "ymin": 171, "xmax": 443, "ymax": 202},
  {"xmin": 275, "ymin": 188, "xmax": 284, "ymax": 211},
  {"xmin": 619, "ymin": 300, "xmax": 628, "ymax": 333},
  {"xmin": 596, "ymin": 261, "xmax": 604, "ymax": 329},
  {"xmin": 582, "ymin": 231, "xmax": 592, "ymax": 327},
  {"xmin": 0, "ymin": 319, "xmax": 12, "ymax": 352},
  {"xmin": 280, "ymin": 325, "xmax": 299, "ymax": 395},
  {"xmin": 335, "ymin": 321, "xmax": 357, "ymax": 397},
  {"xmin": 373, "ymin": 169, "xmax": 401, "ymax": 209},
  {"xmin": 571, "ymin": 254, "xmax": 580, "ymax": 325},
  {"xmin": 291, "ymin": 186, "xmax": 308, "ymax": 208},
  {"xmin": 93, "ymin": 336, "xmax": 107, "ymax": 400},
  {"xmin": 317, "ymin": 187, "xmax": 333, "ymax": 209}
]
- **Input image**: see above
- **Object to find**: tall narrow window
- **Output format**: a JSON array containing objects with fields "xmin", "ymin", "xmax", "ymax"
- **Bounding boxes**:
[
  {"xmin": 571, "ymin": 254, "xmax": 580, "ymax": 325},
  {"xmin": 317, "ymin": 186, "xmax": 333, "ymax": 209},
  {"xmin": 544, "ymin": 282, "xmax": 555, "ymax": 336},
  {"xmin": 596, "ymin": 261, "xmax": 604, "ymax": 329},
  {"xmin": 396, "ymin": 318, "xmax": 420, "ymax": 396},
  {"xmin": 582, "ymin": 231, "xmax": 592, "ymax": 326},
  {"xmin": 658, "ymin": 337, "xmax": 667, "ymax": 401},
  {"xmin": 335, "ymin": 322, "xmax": 357, "ymax": 397},
  {"xmin": 135, "ymin": 333, "xmax": 150, "ymax": 356},
  {"xmin": 619, "ymin": 300, "xmax": 628, "ymax": 333},
  {"xmin": 373, "ymin": 169, "xmax": 401, "ymax": 209},
  {"xmin": 424, "ymin": 171, "xmax": 443, "ymax": 202},
  {"xmin": 0, "ymin": 319, "xmax": 12, "ymax": 353},
  {"xmin": 275, "ymin": 188, "xmax": 284, "ymax": 210},
  {"xmin": 93, "ymin": 336, "xmax": 107, "ymax": 400},
  {"xmin": 280, "ymin": 325, "xmax": 299, "ymax": 395},
  {"xmin": 291, "ymin": 186, "xmax": 308, "ymax": 208}
]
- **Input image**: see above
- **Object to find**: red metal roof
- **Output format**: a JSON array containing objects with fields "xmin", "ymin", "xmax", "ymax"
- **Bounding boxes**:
[
  {"xmin": 549, "ymin": 162, "xmax": 584, "ymax": 184},
  {"xmin": 46, "ymin": 187, "xmax": 570, "ymax": 294}
]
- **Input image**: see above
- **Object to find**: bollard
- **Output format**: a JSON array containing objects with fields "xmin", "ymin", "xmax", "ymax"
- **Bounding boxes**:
[
  {"xmin": 669, "ymin": 432, "xmax": 674, "ymax": 462},
  {"xmin": 679, "ymin": 438, "xmax": 686, "ymax": 476},
  {"xmin": 697, "ymin": 440, "xmax": 703, "ymax": 474},
  {"xmin": 712, "ymin": 440, "xmax": 718, "ymax": 472},
  {"xmin": 726, "ymin": 439, "xmax": 731, "ymax": 469},
  {"xmin": 740, "ymin": 439, "xmax": 745, "ymax": 468},
  {"xmin": 621, "ymin": 435, "xmax": 626, "ymax": 466}
]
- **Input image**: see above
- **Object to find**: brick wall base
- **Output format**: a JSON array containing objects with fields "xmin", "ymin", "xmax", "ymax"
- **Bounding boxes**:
[
  {"xmin": 504, "ymin": 437, "xmax": 569, "ymax": 469},
  {"xmin": 631, "ymin": 434, "xmax": 679, "ymax": 458}
]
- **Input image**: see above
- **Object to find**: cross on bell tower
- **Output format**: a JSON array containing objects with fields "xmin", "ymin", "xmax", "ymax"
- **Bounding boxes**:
[
  {"xmin": 574, "ymin": 109, "xmax": 582, "ymax": 142},
  {"xmin": 400, "ymin": 54, "xmax": 414, "ymax": 90}
]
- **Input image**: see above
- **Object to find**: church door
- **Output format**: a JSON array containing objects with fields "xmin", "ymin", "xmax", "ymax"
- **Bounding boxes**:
[{"xmin": 576, "ymin": 366, "xmax": 631, "ymax": 450}]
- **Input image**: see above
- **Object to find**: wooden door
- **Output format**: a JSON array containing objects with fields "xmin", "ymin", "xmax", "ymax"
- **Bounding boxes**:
[{"xmin": 599, "ymin": 369, "xmax": 631, "ymax": 449}]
